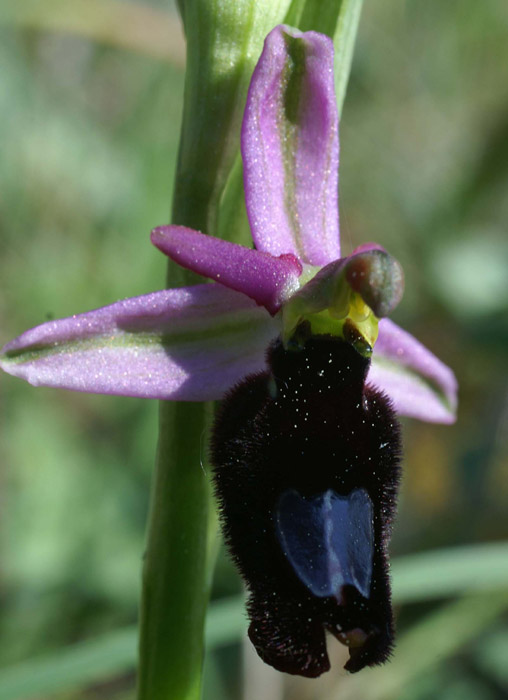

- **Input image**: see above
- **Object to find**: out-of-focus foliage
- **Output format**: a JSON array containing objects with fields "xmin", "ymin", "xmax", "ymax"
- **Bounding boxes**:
[{"xmin": 0, "ymin": 1, "xmax": 507, "ymax": 699}]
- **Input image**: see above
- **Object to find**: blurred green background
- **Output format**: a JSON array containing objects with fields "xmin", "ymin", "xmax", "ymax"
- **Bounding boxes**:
[{"xmin": 1, "ymin": 1, "xmax": 507, "ymax": 699}]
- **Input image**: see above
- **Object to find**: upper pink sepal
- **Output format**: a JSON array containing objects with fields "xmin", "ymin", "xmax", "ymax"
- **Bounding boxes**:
[
  {"xmin": 151, "ymin": 225, "xmax": 302, "ymax": 315},
  {"xmin": 241, "ymin": 25, "xmax": 340, "ymax": 266}
]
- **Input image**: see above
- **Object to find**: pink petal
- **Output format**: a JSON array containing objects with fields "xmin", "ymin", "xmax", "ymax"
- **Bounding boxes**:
[
  {"xmin": 151, "ymin": 225, "xmax": 302, "ymax": 315},
  {"xmin": 242, "ymin": 25, "xmax": 340, "ymax": 266},
  {"xmin": 369, "ymin": 319, "xmax": 458, "ymax": 423},
  {"xmin": 1, "ymin": 285, "xmax": 279, "ymax": 401}
]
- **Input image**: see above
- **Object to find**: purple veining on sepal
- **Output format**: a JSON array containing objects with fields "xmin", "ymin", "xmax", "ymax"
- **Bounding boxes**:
[
  {"xmin": 151, "ymin": 225, "xmax": 302, "ymax": 315},
  {"xmin": 242, "ymin": 25, "xmax": 340, "ymax": 266},
  {"xmin": 1, "ymin": 285, "xmax": 279, "ymax": 401},
  {"xmin": 369, "ymin": 319, "xmax": 458, "ymax": 423}
]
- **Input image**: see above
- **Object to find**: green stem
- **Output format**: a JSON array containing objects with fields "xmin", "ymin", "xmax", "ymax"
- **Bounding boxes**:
[
  {"xmin": 137, "ymin": 125, "xmax": 219, "ymax": 697},
  {"xmin": 138, "ymin": 402, "xmax": 216, "ymax": 700}
]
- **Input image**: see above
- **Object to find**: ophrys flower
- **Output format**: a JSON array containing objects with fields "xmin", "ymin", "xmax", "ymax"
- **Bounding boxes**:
[{"xmin": 0, "ymin": 25, "xmax": 457, "ymax": 676}]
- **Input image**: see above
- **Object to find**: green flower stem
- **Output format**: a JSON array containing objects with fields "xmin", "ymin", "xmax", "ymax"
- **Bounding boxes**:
[
  {"xmin": 138, "ymin": 164, "xmax": 219, "ymax": 700},
  {"xmin": 138, "ymin": 401, "xmax": 216, "ymax": 700}
]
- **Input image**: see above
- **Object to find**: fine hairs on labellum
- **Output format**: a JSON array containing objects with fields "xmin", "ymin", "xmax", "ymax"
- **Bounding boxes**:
[{"xmin": 211, "ymin": 329, "xmax": 402, "ymax": 677}]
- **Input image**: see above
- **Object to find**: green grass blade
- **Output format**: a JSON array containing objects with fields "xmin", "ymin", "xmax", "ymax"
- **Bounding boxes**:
[
  {"xmin": 0, "ymin": 628, "xmax": 137, "ymax": 700},
  {"xmin": 1, "ymin": 543, "xmax": 507, "ymax": 699},
  {"xmin": 0, "ymin": 597, "xmax": 246, "ymax": 700},
  {"xmin": 392, "ymin": 541, "xmax": 508, "ymax": 603},
  {"xmin": 326, "ymin": 591, "xmax": 508, "ymax": 700}
]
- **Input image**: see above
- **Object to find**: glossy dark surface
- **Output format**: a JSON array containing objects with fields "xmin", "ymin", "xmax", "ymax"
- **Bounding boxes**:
[{"xmin": 275, "ymin": 487, "xmax": 374, "ymax": 601}]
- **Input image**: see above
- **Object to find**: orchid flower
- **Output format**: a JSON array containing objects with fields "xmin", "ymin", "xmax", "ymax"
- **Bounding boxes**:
[
  {"xmin": 0, "ymin": 27, "xmax": 456, "ymax": 425},
  {"xmin": 0, "ymin": 25, "xmax": 457, "ymax": 678}
]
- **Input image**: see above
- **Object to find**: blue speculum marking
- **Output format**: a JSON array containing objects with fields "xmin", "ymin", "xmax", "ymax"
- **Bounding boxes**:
[{"xmin": 275, "ymin": 488, "xmax": 374, "ymax": 600}]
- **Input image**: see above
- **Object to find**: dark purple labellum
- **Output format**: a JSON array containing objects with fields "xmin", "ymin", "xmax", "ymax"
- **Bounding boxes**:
[{"xmin": 210, "ymin": 332, "xmax": 402, "ymax": 677}]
